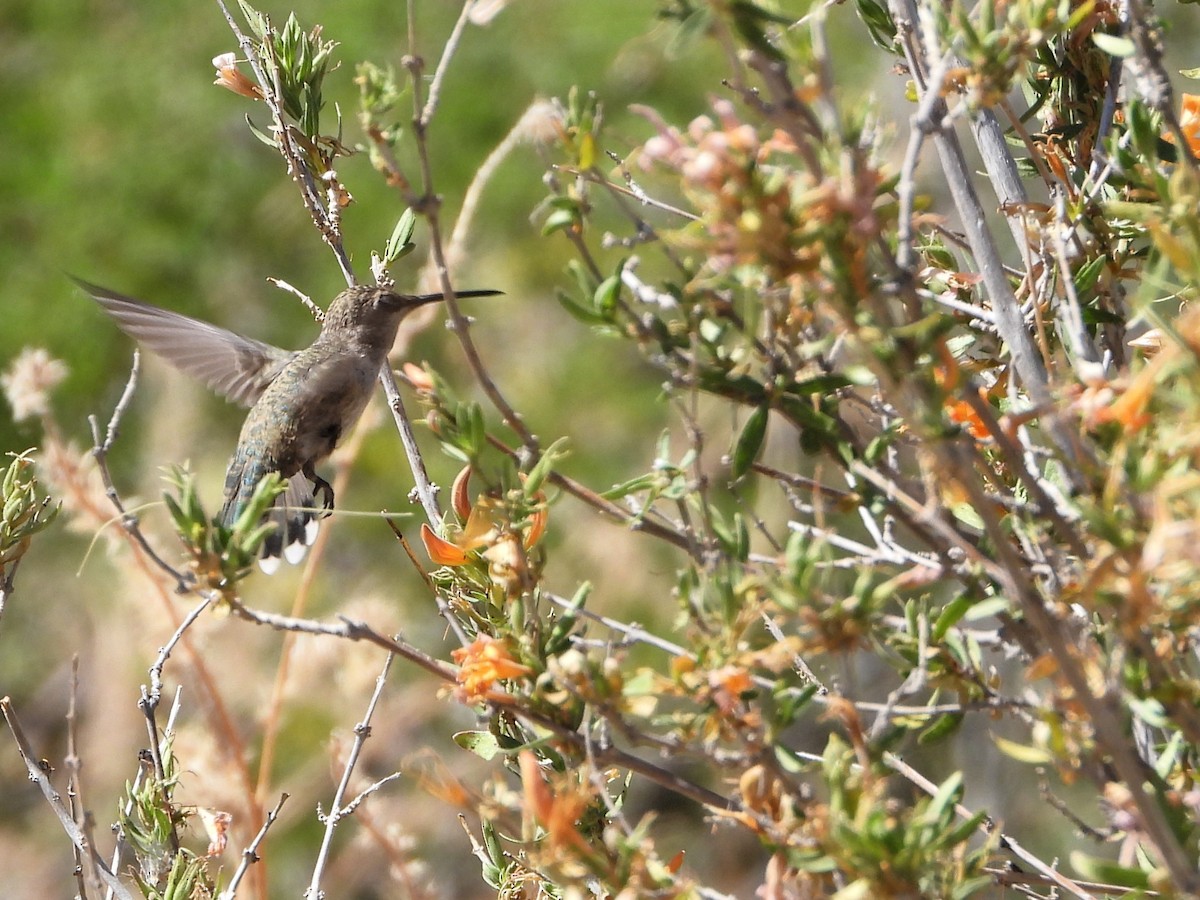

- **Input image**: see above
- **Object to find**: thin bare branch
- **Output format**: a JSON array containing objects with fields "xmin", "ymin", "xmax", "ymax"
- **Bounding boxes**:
[
  {"xmin": 2, "ymin": 697, "xmax": 134, "ymax": 900},
  {"xmin": 218, "ymin": 793, "xmax": 289, "ymax": 900},
  {"xmin": 306, "ymin": 653, "xmax": 397, "ymax": 898}
]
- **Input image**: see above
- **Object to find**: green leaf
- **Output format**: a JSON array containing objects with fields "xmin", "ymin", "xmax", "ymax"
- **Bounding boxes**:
[
  {"xmin": 918, "ymin": 712, "xmax": 964, "ymax": 744},
  {"xmin": 1073, "ymin": 255, "xmax": 1106, "ymax": 295},
  {"xmin": 453, "ymin": 730, "xmax": 502, "ymax": 760},
  {"xmin": 855, "ymin": 0, "xmax": 897, "ymax": 49},
  {"xmin": 1127, "ymin": 696, "xmax": 1169, "ymax": 728},
  {"xmin": 730, "ymin": 404, "xmax": 769, "ymax": 480},
  {"xmin": 993, "ymin": 734, "xmax": 1053, "ymax": 764},
  {"xmin": 1092, "ymin": 32, "xmax": 1135, "ymax": 57},
  {"xmin": 1068, "ymin": 852, "xmax": 1151, "ymax": 888},
  {"xmin": 1155, "ymin": 730, "xmax": 1185, "ymax": 780},
  {"xmin": 541, "ymin": 207, "xmax": 580, "ymax": 236},
  {"xmin": 935, "ymin": 809, "xmax": 989, "ymax": 851},
  {"xmin": 244, "ymin": 115, "xmax": 280, "ymax": 149},
  {"xmin": 236, "ymin": 0, "xmax": 267, "ymax": 39},
  {"xmin": 932, "ymin": 596, "xmax": 972, "ymax": 640},
  {"xmin": 593, "ymin": 273, "xmax": 622, "ymax": 315},
  {"xmin": 774, "ymin": 741, "xmax": 810, "ymax": 773},
  {"xmin": 789, "ymin": 373, "xmax": 852, "ymax": 396},
  {"xmin": 554, "ymin": 289, "xmax": 612, "ymax": 326},
  {"xmin": 963, "ymin": 597, "xmax": 1010, "ymax": 621},
  {"xmin": 524, "ymin": 437, "xmax": 569, "ymax": 495},
  {"xmin": 384, "ymin": 208, "xmax": 417, "ymax": 264},
  {"xmin": 924, "ymin": 771, "xmax": 963, "ymax": 823},
  {"xmin": 950, "ymin": 502, "xmax": 984, "ymax": 531},
  {"xmin": 600, "ymin": 473, "xmax": 658, "ymax": 501}
]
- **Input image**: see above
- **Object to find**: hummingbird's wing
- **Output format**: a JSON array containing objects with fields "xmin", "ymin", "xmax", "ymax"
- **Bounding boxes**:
[{"xmin": 76, "ymin": 278, "xmax": 296, "ymax": 407}]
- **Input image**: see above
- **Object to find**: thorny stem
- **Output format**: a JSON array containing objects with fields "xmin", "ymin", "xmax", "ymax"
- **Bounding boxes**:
[
  {"xmin": 380, "ymin": 368, "xmax": 442, "ymax": 523},
  {"xmin": 944, "ymin": 441, "xmax": 1200, "ymax": 890},
  {"xmin": 417, "ymin": 0, "xmax": 476, "ymax": 129},
  {"xmin": 64, "ymin": 656, "xmax": 96, "ymax": 900},
  {"xmin": 2, "ymin": 697, "xmax": 135, "ymax": 900},
  {"xmin": 230, "ymin": 600, "xmax": 739, "ymax": 816},
  {"xmin": 229, "ymin": 601, "xmax": 460, "ymax": 682},
  {"xmin": 0, "ymin": 556, "xmax": 19, "ymax": 625},
  {"xmin": 218, "ymin": 793, "xmax": 289, "ymax": 900},
  {"xmin": 88, "ymin": 352, "xmax": 192, "ymax": 593},
  {"xmin": 214, "ymin": 0, "xmax": 354, "ymax": 281},
  {"xmin": 305, "ymin": 653, "xmax": 397, "ymax": 898},
  {"xmin": 146, "ymin": 597, "xmax": 213, "ymax": 705},
  {"xmin": 403, "ymin": 35, "xmax": 540, "ymax": 456}
]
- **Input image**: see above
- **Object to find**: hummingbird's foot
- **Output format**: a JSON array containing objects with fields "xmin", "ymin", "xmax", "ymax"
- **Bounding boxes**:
[{"xmin": 306, "ymin": 468, "xmax": 335, "ymax": 514}]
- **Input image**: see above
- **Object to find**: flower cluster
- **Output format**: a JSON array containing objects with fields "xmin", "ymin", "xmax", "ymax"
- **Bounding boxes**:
[
  {"xmin": 420, "ymin": 465, "xmax": 547, "ymax": 598},
  {"xmin": 1, "ymin": 347, "xmax": 67, "ymax": 424}
]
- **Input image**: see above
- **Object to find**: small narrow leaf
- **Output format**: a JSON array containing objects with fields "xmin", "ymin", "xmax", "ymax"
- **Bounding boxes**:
[
  {"xmin": 731, "ymin": 404, "xmax": 769, "ymax": 479},
  {"xmin": 384, "ymin": 208, "xmax": 417, "ymax": 264},
  {"xmin": 1092, "ymin": 32, "xmax": 1135, "ymax": 57},
  {"xmin": 593, "ymin": 273, "xmax": 622, "ymax": 314},
  {"xmin": 993, "ymin": 734, "xmax": 1054, "ymax": 764},
  {"xmin": 454, "ymin": 730, "xmax": 502, "ymax": 760}
]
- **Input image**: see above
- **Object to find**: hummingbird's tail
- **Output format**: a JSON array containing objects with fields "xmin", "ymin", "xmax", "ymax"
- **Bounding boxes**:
[{"xmin": 220, "ymin": 466, "xmax": 324, "ymax": 573}]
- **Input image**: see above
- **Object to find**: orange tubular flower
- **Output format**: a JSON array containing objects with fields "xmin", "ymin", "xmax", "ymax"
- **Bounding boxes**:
[
  {"xmin": 451, "ymin": 635, "xmax": 532, "ymax": 702},
  {"xmin": 418, "ymin": 465, "xmax": 549, "ymax": 582},
  {"xmin": 945, "ymin": 398, "xmax": 990, "ymax": 440},
  {"xmin": 709, "ymin": 665, "xmax": 754, "ymax": 715},
  {"xmin": 1169, "ymin": 93, "xmax": 1200, "ymax": 157}
]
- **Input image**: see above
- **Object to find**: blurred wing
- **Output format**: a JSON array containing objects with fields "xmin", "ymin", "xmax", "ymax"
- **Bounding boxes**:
[{"xmin": 76, "ymin": 278, "xmax": 295, "ymax": 407}]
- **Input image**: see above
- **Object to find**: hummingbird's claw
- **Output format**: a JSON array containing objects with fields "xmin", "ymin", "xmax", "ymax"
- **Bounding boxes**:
[{"xmin": 310, "ymin": 472, "xmax": 335, "ymax": 513}]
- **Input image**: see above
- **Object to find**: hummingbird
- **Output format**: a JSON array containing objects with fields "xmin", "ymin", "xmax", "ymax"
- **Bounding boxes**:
[{"xmin": 77, "ymin": 278, "xmax": 500, "ymax": 571}]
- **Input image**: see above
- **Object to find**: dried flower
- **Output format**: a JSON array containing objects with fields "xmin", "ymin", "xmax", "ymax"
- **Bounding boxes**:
[
  {"xmin": 519, "ymin": 750, "xmax": 591, "ymax": 853},
  {"xmin": 212, "ymin": 52, "xmax": 263, "ymax": 100},
  {"xmin": 513, "ymin": 99, "xmax": 564, "ymax": 147},
  {"xmin": 708, "ymin": 665, "xmax": 753, "ymax": 715},
  {"xmin": 401, "ymin": 362, "xmax": 434, "ymax": 393},
  {"xmin": 2, "ymin": 347, "xmax": 67, "ymax": 423},
  {"xmin": 197, "ymin": 808, "xmax": 232, "ymax": 858},
  {"xmin": 467, "ymin": 0, "xmax": 511, "ymax": 25}
]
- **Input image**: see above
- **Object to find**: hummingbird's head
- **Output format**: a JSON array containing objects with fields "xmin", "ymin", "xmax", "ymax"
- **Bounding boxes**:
[
  {"xmin": 320, "ymin": 284, "xmax": 502, "ymax": 348},
  {"xmin": 322, "ymin": 285, "xmax": 415, "ymax": 333}
]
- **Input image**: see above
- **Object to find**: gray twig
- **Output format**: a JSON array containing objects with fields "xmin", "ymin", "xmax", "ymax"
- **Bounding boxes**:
[
  {"xmin": 305, "ymin": 653, "xmax": 397, "ymax": 898},
  {"xmin": 88, "ymin": 351, "xmax": 192, "ymax": 593},
  {"xmin": 1, "ymin": 696, "xmax": 134, "ymax": 900},
  {"xmin": 218, "ymin": 792, "xmax": 289, "ymax": 900}
]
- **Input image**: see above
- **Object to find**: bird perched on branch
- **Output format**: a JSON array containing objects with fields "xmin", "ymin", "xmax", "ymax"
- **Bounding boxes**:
[{"xmin": 78, "ymin": 279, "xmax": 500, "ymax": 571}]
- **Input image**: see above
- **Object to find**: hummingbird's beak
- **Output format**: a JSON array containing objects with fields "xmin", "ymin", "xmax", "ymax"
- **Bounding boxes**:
[{"xmin": 401, "ymin": 289, "xmax": 504, "ymax": 309}]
